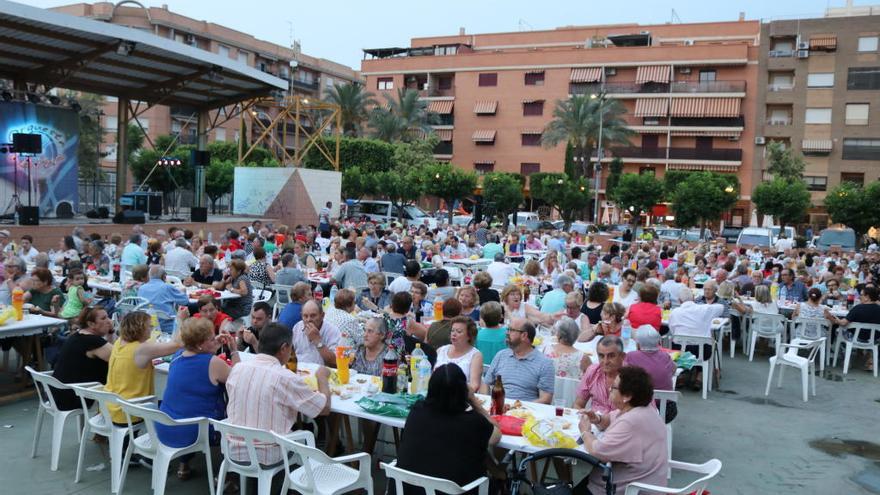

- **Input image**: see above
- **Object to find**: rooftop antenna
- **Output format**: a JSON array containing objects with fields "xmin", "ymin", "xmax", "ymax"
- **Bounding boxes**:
[
  {"xmin": 287, "ymin": 20, "xmax": 294, "ymax": 49},
  {"xmin": 518, "ymin": 19, "xmax": 534, "ymax": 31},
  {"xmin": 670, "ymin": 9, "xmax": 682, "ymax": 23}
]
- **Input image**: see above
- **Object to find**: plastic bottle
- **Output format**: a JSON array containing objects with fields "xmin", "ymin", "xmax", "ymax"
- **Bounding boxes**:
[
  {"xmin": 396, "ymin": 364, "xmax": 408, "ymax": 394},
  {"xmin": 11, "ymin": 287, "xmax": 24, "ymax": 321},
  {"xmin": 621, "ymin": 319, "xmax": 632, "ymax": 344},
  {"xmin": 314, "ymin": 284, "xmax": 324, "ymax": 302},
  {"xmin": 415, "ymin": 357, "xmax": 432, "ymax": 396},
  {"xmin": 410, "ymin": 343, "xmax": 426, "ymax": 382},
  {"xmin": 433, "ymin": 297, "xmax": 444, "ymax": 321},
  {"xmin": 329, "ymin": 283, "xmax": 338, "ymax": 303},
  {"xmin": 381, "ymin": 346, "xmax": 398, "ymax": 394},
  {"xmin": 770, "ymin": 281, "xmax": 779, "ymax": 301}
]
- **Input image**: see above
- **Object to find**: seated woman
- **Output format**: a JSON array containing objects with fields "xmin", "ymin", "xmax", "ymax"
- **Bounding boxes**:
[
  {"xmin": 397, "ymin": 364, "xmax": 501, "ymax": 494},
  {"xmin": 247, "ymin": 246, "xmax": 275, "ymax": 287},
  {"xmin": 25, "ymin": 267, "xmax": 64, "ymax": 317},
  {"xmin": 384, "ymin": 291, "xmax": 429, "ymax": 360},
  {"xmin": 352, "ymin": 317, "xmax": 388, "ymax": 376},
  {"xmin": 409, "ymin": 281, "xmax": 432, "ymax": 323},
  {"xmin": 499, "ymin": 284, "xmax": 555, "ymax": 327},
  {"xmin": 544, "ymin": 317, "xmax": 590, "ymax": 380},
  {"xmin": 581, "ymin": 282, "xmax": 609, "ymax": 327},
  {"xmin": 217, "ymin": 259, "xmax": 253, "ymax": 320},
  {"xmin": 50, "ymin": 307, "xmax": 114, "ymax": 410},
  {"xmin": 178, "ymin": 295, "xmax": 233, "ymax": 334},
  {"xmin": 457, "ymin": 286, "xmax": 481, "ymax": 322},
  {"xmin": 435, "ymin": 316, "xmax": 484, "ymax": 392},
  {"xmin": 105, "ymin": 311, "xmax": 182, "ymax": 426},
  {"xmin": 561, "ymin": 291, "xmax": 592, "ymax": 340},
  {"xmin": 586, "ymin": 302, "xmax": 626, "ymax": 340},
  {"xmin": 627, "ymin": 284, "xmax": 662, "ymax": 331},
  {"xmin": 473, "ymin": 271, "xmax": 500, "ymax": 305},
  {"xmin": 578, "ymin": 366, "xmax": 668, "ymax": 494},
  {"xmin": 623, "ymin": 326, "xmax": 675, "ymax": 393},
  {"xmin": 358, "ymin": 272, "xmax": 391, "ymax": 312},
  {"xmin": 475, "ymin": 302, "xmax": 507, "ymax": 365},
  {"xmin": 122, "ymin": 264, "xmax": 149, "ymax": 299},
  {"xmin": 156, "ymin": 317, "xmax": 239, "ymax": 480}
]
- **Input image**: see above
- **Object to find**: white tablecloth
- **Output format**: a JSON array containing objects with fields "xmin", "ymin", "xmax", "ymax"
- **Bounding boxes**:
[{"xmin": 0, "ymin": 313, "xmax": 67, "ymax": 338}]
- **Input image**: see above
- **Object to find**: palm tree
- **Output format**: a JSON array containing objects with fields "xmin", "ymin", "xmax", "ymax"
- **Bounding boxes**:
[
  {"xmin": 368, "ymin": 109, "xmax": 409, "ymax": 142},
  {"xmin": 541, "ymin": 94, "xmax": 634, "ymax": 179},
  {"xmin": 386, "ymin": 88, "xmax": 436, "ymax": 142},
  {"xmin": 324, "ymin": 82, "xmax": 377, "ymax": 137}
]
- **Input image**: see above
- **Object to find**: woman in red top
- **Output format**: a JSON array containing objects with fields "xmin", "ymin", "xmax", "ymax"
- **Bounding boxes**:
[
  {"xmin": 178, "ymin": 294, "xmax": 232, "ymax": 334},
  {"xmin": 626, "ymin": 284, "xmax": 662, "ymax": 331}
]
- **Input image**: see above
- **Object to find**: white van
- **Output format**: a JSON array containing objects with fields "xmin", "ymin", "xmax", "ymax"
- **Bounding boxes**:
[
  {"xmin": 769, "ymin": 226, "xmax": 796, "ymax": 243},
  {"xmin": 347, "ymin": 200, "xmax": 438, "ymax": 229},
  {"xmin": 736, "ymin": 227, "xmax": 773, "ymax": 248},
  {"xmin": 507, "ymin": 212, "xmax": 540, "ymax": 226}
]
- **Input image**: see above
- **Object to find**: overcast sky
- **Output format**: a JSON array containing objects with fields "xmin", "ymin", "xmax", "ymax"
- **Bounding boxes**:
[{"xmin": 24, "ymin": 0, "xmax": 871, "ymax": 69}]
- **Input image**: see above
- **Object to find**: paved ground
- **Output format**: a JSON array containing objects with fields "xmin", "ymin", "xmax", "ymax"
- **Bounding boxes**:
[{"xmin": 1, "ymin": 346, "xmax": 878, "ymax": 494}]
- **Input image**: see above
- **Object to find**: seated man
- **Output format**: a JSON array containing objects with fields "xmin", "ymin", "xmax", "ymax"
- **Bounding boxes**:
[
  {"xmin": 238, "ymin": 301, "xmax": 271, "ymax": 353},
  {"xmin": 486, "ymin": 252, "xmax": 515, "ymax": 288},
  {"xmin": 291, "ymin": 300, "xmax": 341, "ymax": 366},
  {"xmin": 574, "ymin": 335, "xmax": 625, "ymax": 414},
  {"xmin": 668, "ymin": 286, "xmax": 724, "ymax": 384},
  {"xmin": 480, "ymin": 318, "xmax": 554, "ymax": 404},
  {"xmin": 226, "ymin": 323, "xmax": 331, "ymax": 465},
  {"xmin": 825, "ymin": 285, "xmax": 880, "ymax": 371},
  {"xmin": 278, "ymin": 282, "xmax": 312, "ymax": 329},
  {"xmin": 186, "ymin": 254, "xmax": 224, "ymax": 289},
  {"xmin": 137, "ymin": 265, "xmax": 189, "ymax": 332},
  {"xmin": 540, "ymin": 274, "xmax": 574, "ymax": 314}
]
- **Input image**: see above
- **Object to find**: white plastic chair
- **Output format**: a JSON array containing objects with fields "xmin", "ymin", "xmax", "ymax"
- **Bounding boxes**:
[
  {"xmin": 384, "ymin": 272, "xmax": 404, "ymax": 286},
  {"xmin": 116, "ymin": 399, "xmax": 215, "ymax": 495},
  {"xmin": 382, "ymin": 460, "xmax": 489, "ymax": 495},
  {"xmin": 273, "ymin": 430, "xmax": 374, "ymax": 495},
  {"xmin": 670, "ymin": 334, "xmax": 714, "ymax": 399},
  {"xmin": 165, "ymin": 275, "xmax": 184, "ymax": 287},
  {"xmin": 69, "ymin": 384, "xmax": 151, "ymax": 493},
  {"xmin": 832, "ymin": 322, "xmax": 880, "ymax": 377},
  {"xmin": 114, "ymin": 296, "xmax": 149, "ymax": 325},
  {"xmin": 624, "ymin": 459, "xmax": 722, "ymax": 494},
  {"xmin": 791, "ymin": 316, "xmax": 831, "ymax": 371},
  {"xmin": 715, "ymin": 318, "xmax": 734, "ymax": 359},
  {"xmin": 748, "ymin": 313, "xmax": 786, "ymax": 362},
  {"xmin": 445, "ymin": 266, "xmax": 465, "ymax": 287},
  {"xmin": 272, "ymin": 284, "xmax": 295, "ymax": 317},
  {"xmin": 553, "ymin": 376, "xmax": 580, "ymax": 408},
  {"xmin": 653, "ymin": 390, "xmax": 681, "ymax": 479},
  {"xmin": 25, "ymin": 367, "xmax": 89, "ymax": 472},
  {"xmin": 211, "ymin": 419, "xmax": 292, "ymax": 495},
  {"xmin": 765, "ymin": 338, "xmax": 825, "ymax": 402}
]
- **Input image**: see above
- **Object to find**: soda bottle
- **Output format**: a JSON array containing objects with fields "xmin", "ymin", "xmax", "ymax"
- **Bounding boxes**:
[
  {"xmin": 396, "ymin": 364, "xmax": 408, "ymax": 394},
  {"xmin": 490, "ymin": 375, "xmax": 505, "ymax": 416},
  {"xmin": 314, "ymin": 284, "xmax": 324, "ymax": 302},
  {"xmin": 433, "ymin": 297, "xmax": 444, "ymax": 321},
  {"xmin": 286, "ymin": 349, "xmax": 298, "ymax": 372},
  {"xmin": 381, "ymin": 346, "xmax": 399, "ymax": 394},
  {"xmin": 621, "ymin": 319, "xmax": 632, "ymax": 344},
  {"xmin": 11, "ymin": 287, "xmax": 24, "ymax": 321},
  {"xmin": 329, "ymin": 283, "xmax": 338, "ymax": 303},
  {"xmin": 112, "ymin": 261, "xmax": 121, "ymax": 283}
]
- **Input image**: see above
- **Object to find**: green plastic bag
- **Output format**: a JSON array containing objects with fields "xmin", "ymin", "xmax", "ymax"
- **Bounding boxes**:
[
  {"xmin": 355, "ymin": 393, "xmax": 422, "ymax": 418},
  {"xmin": 674, "ymin": 351, "xmax": 698, "ymax": 370}
]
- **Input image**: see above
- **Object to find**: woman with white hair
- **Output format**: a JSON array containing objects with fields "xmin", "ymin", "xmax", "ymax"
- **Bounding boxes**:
[
  {"xmin": 623, "ymin": 325, "xmax": 675, "ymax": 392},
  {"xmin": 543, "ymin": 317, "xmax": 590, "ymax": 379}
]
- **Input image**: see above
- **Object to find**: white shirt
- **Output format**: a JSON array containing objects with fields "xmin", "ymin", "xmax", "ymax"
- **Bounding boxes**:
[
  {"xmin": 660, "ymin": 280, "xmax": 683, "ymax": 306},
  {"xmin": 486, "ymin": 261, "xmax": 515, "ymax": 287},
  {"xmin": 164, "ymin": 246, "xmax": 198, "ymax": 274},
  {"xmin": 17, "ymin": 246, "xmax": 39, "ymax": 264},
  {"xmin": 613, "ymin": 287, "xmax": 639, "ymax": 309},
  {"xmin": 291, "ymin": 319, "xmax": 341, "ymax": 365},
  {"xmin": 388, "ymin": 276, "xmax": 414, "ymax": 294},
  {"xmin": 668, "ymin": 301, "xmax": 724, "ymax": 338},
  {"xmin": 774, "ymin": 238, "xmax": 793, "ymax": 252}
]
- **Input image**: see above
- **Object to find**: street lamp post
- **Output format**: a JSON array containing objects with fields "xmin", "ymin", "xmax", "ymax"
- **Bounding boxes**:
[{"xmin": 591, "ymin": 93, "xmax": 605, "ymax": 225}]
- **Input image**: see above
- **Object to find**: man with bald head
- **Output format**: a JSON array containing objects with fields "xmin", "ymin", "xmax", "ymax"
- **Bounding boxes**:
[{"xmin": 291, "ymin": 300, "xmax": 340, "ymax": 367}]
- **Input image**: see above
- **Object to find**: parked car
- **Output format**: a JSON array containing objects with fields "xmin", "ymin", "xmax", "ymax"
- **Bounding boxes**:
[
  {"xmin": 523, "ymin": 220, "xmax": 557, "ymax": 231},
  {"xmin": 815, "ymin": 225, "xmax": 857, "ymax": 252},
  {"xmin": 450, "ymin": 215, "xmax": 473, "ymax": 227},
  {"xmin": 654, "ymin": 227, "xmax": 683, "ymax": 241},
  {"xmin": 683, "ymin": 229, "xmax": 713, "ymax": 242},
  {"xmin": 769, "ymin": 226, "xmax": 797, "ymax": 244},
  {"xmin": 720, "ymin": 226, "xmax": 743, "ymax": 244},
  {"xmin": 736, "ymin": 227, "xmax": 774, "ymax": 248},
  {"xmin": 346, "ymin": 200, "xmax": 438, "ymax": 229}
]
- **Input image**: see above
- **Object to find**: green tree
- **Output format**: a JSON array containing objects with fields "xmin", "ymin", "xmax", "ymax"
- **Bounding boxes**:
[
  {"xmin": 752, "ymin": 178, "xmax": 811, "ymax": 230},
  {"xmin": 373, "ymin": 168, "xmax": 424, "ymax": 213},
  {"xmin": 824, "ymin": 181, "xmax": 880, "ymax": 242},
  {"xmin": 422, "ymin": 163, "xmax": 478, "ymax": 223},
  {"xmin": 341, "ymin": 166, "xmax": 376, "ymax": 201},
  {"xmin": 392, "ymin": 135, "xmax": 440, "ymax": 172},
  {"xmin": 204, "ymin": 159, "xmax": 235, "ymax": 213},
  {"xmin": 302, "ymin": 137, "xmax": 396, "ymax": 172},
  {"xmin": 529, "ymin": 173, "xmax": 591, "ymax": 229},
  {"xmin": 369, "ymin": 88, "xmax": 435, "ymax": 143},
  {"xmin": 604, "ymin": 157, "xmax": 624, "ymax": 199},
  {"xmin": 483, "ymin": 172, "xmax": 524, "ymax": 228},
  {"xmin": 671, "ymin": 172, "xmax": 739, "ymax": 236},
  {"xmin": 541, "ymin": 95, "xmax": 634, "ymax": 179},
  {"xmin": 77, "ymin": 93, "xmax": 106, "ymax": 181},
  {"xmin": 609, "ymin": 173, "xmax": 665, "ymax": 229},
  {"xmin": 765, "ymin": 141, "xmax": 805, "ymax": 181},
  {"xmin": 367, "ymin": 109, "xmax": 408, "ymax": 143},
  {"xmin": 324, "ymin": 83, "xmax": 377, "ymax": 137}
]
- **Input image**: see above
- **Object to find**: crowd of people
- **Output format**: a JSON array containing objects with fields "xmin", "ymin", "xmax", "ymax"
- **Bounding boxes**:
[{"xmin": 7, "ymin": 214, "xmax": 880, "ymax": 494}]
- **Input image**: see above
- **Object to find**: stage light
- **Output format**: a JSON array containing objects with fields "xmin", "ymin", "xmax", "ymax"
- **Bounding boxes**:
[
  {"xmin": 1, "ymin": 91, "xmax": 11, "ymax": 102},
  {"xmin": 26, "ymin": 93, "xmax": 41, "ymax": 104},
  {"xmin": 116, "ymin": 41, "xmax": 136, "ymax": 56}
]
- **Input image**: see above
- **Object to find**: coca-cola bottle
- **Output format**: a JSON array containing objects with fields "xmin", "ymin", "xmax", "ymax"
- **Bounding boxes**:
[
  {"xmin": 382, "ymin": 346, "xmax": 399, "ymax": 394},
  {"xmin": 113, "ymin": 261, "xmax": 121, "ymax": 283}
]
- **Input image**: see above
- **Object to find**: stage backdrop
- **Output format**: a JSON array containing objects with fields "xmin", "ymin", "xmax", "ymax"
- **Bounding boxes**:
[
  {"xmin": 0, "ymin": 102, "xmax": 79, "ymax": 217},
  {"xmin": 233, "ymin": 167, "xmax": 340, "ymax": 227}
]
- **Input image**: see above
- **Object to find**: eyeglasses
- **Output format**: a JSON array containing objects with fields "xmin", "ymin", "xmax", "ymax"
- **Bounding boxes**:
[{"xmin": 624, "ymin": 278, "xmax": 636, "ymax": 283}]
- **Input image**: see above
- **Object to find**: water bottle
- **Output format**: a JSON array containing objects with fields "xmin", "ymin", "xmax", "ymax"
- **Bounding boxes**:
[
  {"xmin": 329, "ymin": 283, "xmax": 338, "ymax": 303},
  {"xmin": 621, "ymin": 319, "xmax": 632, "ymax": 345},
  {"xmin": 396, "ymin": 364, "xmax": 408, "ymax": 394},
  {"xmin": 410, "ymin": 343, "xmax": 426, "ymax": 378},
  {"xmin": 415, "ymin": 357, "xmax": 432, "ymax": 396}
]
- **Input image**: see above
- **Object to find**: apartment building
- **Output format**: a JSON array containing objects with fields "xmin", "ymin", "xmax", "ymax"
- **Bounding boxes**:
[
  {"xmin": 51, "ymin": 2, "xmax": 360, "ymax": 175},
  {"xmin": 362, "ymin": 19, "xmax": 760, "ymax": 224},
  {"xmin": 756, "ymin": 10, "xmax": 880, "ymax": 226}
]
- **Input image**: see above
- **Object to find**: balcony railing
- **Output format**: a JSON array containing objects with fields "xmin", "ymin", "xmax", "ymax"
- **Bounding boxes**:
[
  {"xmin": 571, "ymin": 80, "xmax": 746, "ymax": 95},
  {"xmin": 435, "ymin": 114, "xmax": 455, "ymax": 126},
  {"xmin": 670, "ymin": 116, "xmax": 745, "ymax": 127},
  {"xmin": 767, "ymin": 84, "xmax": 794, "ymax": 91},
  {"xmin": 433, "ymin": 141, "xmax": 453, "ymax": 155},
  {"xmin": 768, "ymin": 50, "xmax": 794, "ymax": 58},
  {"xmin": 766, "ymin": 118, "xmax": 792, "ymax": 126},
  {"xmin": 420, "ymin": 88, "xmax": 455, "ymax": 97},
  {"xmin": 292, "ymin": 79, "xmax": 319, "ymax": 91},
  {"xmin": 598, "ymin": 146, "xmax": 743, "ymax": 161}
]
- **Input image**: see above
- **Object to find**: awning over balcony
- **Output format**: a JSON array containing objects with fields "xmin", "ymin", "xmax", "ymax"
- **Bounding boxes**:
[
  {"xmin": 635, "ymin": 65, "xmax": 671, "ymax": 84},
  {"xmin": 667, "ymin": 163, "xmax": 739, "ymax": 172},
  {"xmin": 670, "ymin": 130, "xmax": 741, "ymax": 137},
  {"xmin": 809, "ymin": 35, "xmax": 837, "ymax": 50},
  {"xmin": 634, "ymin": 98, "xmax": 669, "ymax": 117},
  {"xmin": 427, "ymin": 100, "xmax": 454, "ymax": 114},
  {"xmin": 522, "ymin": 98, "xmax": 544, "ymax": 104},
  {"xmin": 704, "ymin": 98, "xmax": 740, "ymax": 117},
  {"xmin": 521, "ymin": 128, "xmax": 544, "ymax": 135},
  {"xmin": 570, "ymin": 67, "xmax": 603, "ymax": 83},
  {"xmin": 435, "ymin": 129, "xmax": 453, "ymax": 141},
  {"xmin": 472, "ymin": 130, "xmax": 497, "ymax": 142},
  {"xmin": 473, "ymin": 100, "xmax": 498, "ymax": 114},
  {"xmin": 670, "ymin": 98, "xmax": 740, "ymax": 117},
  {"xmin": 525, "ymin": 70, "xmax": 545, "ymax": 75},
  {"xmin": 474, "ymin": 160, "xmax": 496, "ymax": 165},
  {"xmin": 802, "ymin": 139, "xmax": 832, "ymax": 152}
]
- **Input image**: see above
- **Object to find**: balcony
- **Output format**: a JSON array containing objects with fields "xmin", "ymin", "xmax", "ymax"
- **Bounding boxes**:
[
  {"xmin": 173, "ymin": 132, "xmax": 197, "ymax": 145},
  {"xmin": 292, "ymin": 79, "xmax": 319, "ymax": 91},
  {"xmin": 419, "ymin": 88, "xmax": 455, "ymax": 98},
  {"xmin": 768, "ymin": 50, "xmax": 794, "ymax": 58},
  {"xmin": 670, "ymin": 116, "xmax": 744, "ymax": 127},
  {"xmin": 570, "ymin": 80, "xmax": 746, "ymax": 96},
  {"xmin": 766, "ymin": 117, "xmax": 792, "ymax": 126},
  {"xmin": 598, "ymin": 146, "xmax": 743, "ymax": 161},
  {"xmin": 433, "ymin": 141, "xmax": 453, "ymax": 155}
]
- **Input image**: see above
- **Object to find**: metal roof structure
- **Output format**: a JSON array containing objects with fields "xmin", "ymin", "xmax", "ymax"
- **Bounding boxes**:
[{"xmin": 0, "ymin": 0, "xmax": 287, "ymax": 109}]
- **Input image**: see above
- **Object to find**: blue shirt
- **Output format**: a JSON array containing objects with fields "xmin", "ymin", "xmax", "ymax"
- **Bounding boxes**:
[
  {"xmin": 482, "ymin": 348, "xmax": 555, "ymax": 401},
  {"xmin": 539, "ymin": 288, "xmax": 567, "ymax": 313},
  {"xmin": 779, "ymin": 280, "xmax": 808, "ymax": 303},
  {"xmin": 482, "ymin": 243, "xmax": 503, "ymax": 261},
  {"xmin": 121, "ymin": 243, "xmax": 147, "ymax": 267},
  {"xmin": 137, "ymin": 279, "xmax": 189, "ymax": 331},
  {"xmin": 279, "ymin": 301, "xmax": 303, "ymax": 330}
]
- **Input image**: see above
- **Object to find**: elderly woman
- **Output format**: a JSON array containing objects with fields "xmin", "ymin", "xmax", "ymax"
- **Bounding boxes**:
[
  {"xmin": 248, "ymin": 245, "xmax": 275, "ymax": 287},
  {"xmin": 178, "ymin": 295, "xmax": 233, "ymax": 334},
  {"xmin": 562, "ymin": 291, "xmax": 592, "ymax": 339},
  {"xmin": 397, "ymin": 364, "xmax": 501, "ymax": 495},
  {"xmin": 579, "ymin": 366, "xmax": 668, "ymax": 494},
  {"xmin": 624, "ymin": 326, "xmax": 675, "ymax": 393},
  {"xmin": 358, "ymin": 272, "xmax": 392, "ymax": 311},
  {"xmin": 627, "ymin": 284, "xmax": 662, "ymax": 331},
  {"xmin": 457, "ymin": 285, "xmax": 481, "ymax": 321},
  {"xmin": 500, "ymin": 284, "xmax": 555, "ymax": 327},
  {"xmin": 409, "ymin": 281, "xmax": 431, "ymax": 323},
  {"xmin": 574, "ymin": 335, "xmax": 625, "ymax": 414},
  {"xmin": 473, "ymin": 271, "xmax": 500, "ymax": 305},
  {"xmin": 122, "ymin": 264, "xmax": 149, "ymax": 298},
  {"xmin": 435, "ymin": 316, "xmax": 483, "ymax": 392},
  {"xmin": 146, "ymin": 238, "xmax": 163, "ymax": 266},
  {"xmin": 50, "ymin": 307, "xmax": 114, "ymax": 410},
  {"xmin": 87, "ymin": 240, "xmax": 110, "ymax": 275},
  {"xmin": 156, "ymin": 317, "xmax": 238, "ymax": 480},
  {"xmin": 795, "ymin": 287, "xmax": 825, "ymax": 319},
  {"xmin": 25, "ymin": 267, "xmax": 64, "ymax": 317},
  {"xmin": 352, "ymin": 317, "xmax": 388, "ymax": 376},
  {"xmin": 217, "ymin": 259, "xmax": 253, "ymax": 320},
  {"xmin": 613, "ymin": 269, "xmax": 639, "ymax": 309},
  {"xmin": 544, "ymin": 317, "xmax": 590, "ymax": 379}
]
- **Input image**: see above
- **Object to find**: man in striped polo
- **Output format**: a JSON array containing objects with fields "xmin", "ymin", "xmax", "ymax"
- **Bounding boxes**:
[{"xmin": 480, "ymin": 318, "xmax": 555, "ymax": 404}]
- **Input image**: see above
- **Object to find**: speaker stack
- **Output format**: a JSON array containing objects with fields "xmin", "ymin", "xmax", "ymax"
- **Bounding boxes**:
[{"xmin": 12, "ymin": 133, "xmax": 43, "ymax": 225}]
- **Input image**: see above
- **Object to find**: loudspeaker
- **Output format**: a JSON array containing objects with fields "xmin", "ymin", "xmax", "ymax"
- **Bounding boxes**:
[
  {"xmin": 147, "ymin": 194, "xmax": 162, "ymax": 218},
  {"xmin": 473, "ymin": 195, "xmax": 483, "ymax": 224},
  {"xmin": 190, "ymin": 150, "xmax": 211, "ymax": 166},
  {"xmin": 18, "ymin": 206, "xmax": 39, "ymax": 225},
  {"xmin": 191, "ymin": 206, "xmax": 208, "ymax": 223},
  {"xmin": 85, "ymin": 207, "xmax": 110, "ymax": 219},
  {"xmin": 113, "ymin": 210, "xmax": 146, "ymax": 224},
  {"xmin": 12, "ymin": 133, "xmax": 42, "ymax": 154}
]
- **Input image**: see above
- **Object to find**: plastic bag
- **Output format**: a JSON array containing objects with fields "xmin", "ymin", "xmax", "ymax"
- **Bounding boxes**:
[
  {"xmin": 491, "ymin": 415, "xmax": 526, "ymax": 436},
  {"xmin": 674, "ymin": 351, "xmax": 698, "ymax": 370},
  {"xmin": 355, "ymin": 393, "xmax": 422, "ymax": 418},
  {"xmin": 522, "ymin": 417, "xmax": 578, "ymax": 449}
]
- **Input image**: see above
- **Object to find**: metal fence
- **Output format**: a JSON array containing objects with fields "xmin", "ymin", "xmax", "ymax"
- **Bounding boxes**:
[{"xmin": 76, "ymin": 180, "xmax": 234, "ymax": 215}]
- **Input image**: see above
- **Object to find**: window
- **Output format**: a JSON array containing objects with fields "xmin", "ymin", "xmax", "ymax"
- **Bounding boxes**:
[
  {"xmin": 521, "ymin": 134, "xmax": 541, "ymax": 146},
  {"xmin": 474, "ymin": 162, "xmax": 494, "ymax": 174},
  {"xmin": 771, "ymin": 39, "xmax": 794, "ymax": 52},
  {"xmin": 846, "ymin": 103, "xmax": 870, "ymax": 125},
  {"xmin": 135, "ymin": 118, "xmax": 149, "ymax": 130},
  {"xmin": 325, "ymin": 77, "xmax": 334, "ymax": 88},
  {"xmin": 699, "ymin": 70, "xmax": 716, "ymax": 82},
  {"xmin": 642, "ymin": 135, "xmax": 659, "ymax": 148},
  {"xmin": 805, "ymin": 108, "xmax": 832, "ymax": 124},
  {"xmin": 174, "ymin": 33, "xmax": 185, "ymax": 44},
  {"xmin": 804, "ymin": 176, "xmax": 827, "ymax": 191},
  {"xmin": 807, "ymin": 73, "xmax": 834, "ymax": 88},
  {"xmin": 215, "ymin": 128, "xmax": 226, "ymax": 142},
  {"xmin": 524, "ymin": 72, "xmax": 545, "ymax": 86},
  {"xmin": 858, "ymin": 36, "xmax": 879, "ymax": 52},
  {"xmin": 841, "ymin": 172, "xmax": 865, "ymax": 186},
  {"xmin": 438, "ymin": 76, "xmax": 452, "ymax": 90},
  {"xmin": 848, "ymin": 67, "xmax": 880, "ymax": 90},
  {"xmin": 104, "ymin": 143, "xmax": 117, "ymax": 162},
  {"xmin": 523, "ymin": 101, "xmax": 544, "ymax": 116},
  {"xmin": 768, "ymin": 107, "xmax": 792, "ymax": 125},
  {"xmin": 238, "ymin": 50, "xmax": 248, "ymax": 65},
  {"xmin": 171, "ymin": 120, "xmax": 182, "ymax": 133},
  {"xmin": 434, "ymin": 45, "xmax": 457, "ymax": 56},
  {"xmin": 520, "ymin": 163, "xmax": 540, "ymax": 175},
  {"xmin": 843, "ymin": 138, "xmax": 880, "ymax": 160},
  {"xmin": 377, "ymin": 77, "xmax": 393, "ymax": 90},
  {"xmin": 769, "ymin": 72, "xmax": 794, "ymax": 90},
  {"xmin": 478, "ymin": 73, "xmax": 498, "ymax": 87},
  {"xmin": 104, "ymin": 115, "xmax": 118, "ymax": 131},
  {"xmin": 218, "ymin": 45, "xmax": 230, "ymax": 58}
]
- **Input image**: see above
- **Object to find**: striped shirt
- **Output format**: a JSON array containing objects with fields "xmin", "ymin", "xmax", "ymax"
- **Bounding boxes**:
[
  {"xmin": 225, "ymin": 354, "xmax": 327, "ymax": 464},
  {"xmin": 482, "ymin": 348, "xmax": 555, "ymax": 402}
]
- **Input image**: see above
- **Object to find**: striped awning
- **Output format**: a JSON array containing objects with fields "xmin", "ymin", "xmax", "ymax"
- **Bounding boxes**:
[
  {"xmin": 472, "ymin": 130, "xmax": 497, "ymax": 142},
  {"xmin": 809, "ymin": 35, "xmax": 837, "ymax": 50},
  {"xmin": 474, "ymin": 160, "xmax": 495, "ymax": 172},
  {"xmin": 634, "ymin": 98, "xmax": 669, "ymax": 117},
  {"xmin": 435, "ymin": 129, "xmax": 453, "ymax": 141},
  {"xmin": 525, "ymin": 69, "xmax": 545, "ymax": 75},
  {"xmin": 474, "ymin": 160, "xmax": 496, "ymax": 165},
  {"xmin": 521, "ymin": 128, "xmax": 544, "ymax": 135},
  {"xmin": 474, "ymin": 100, "xmax": 498, "ymax": 114},
  {"xmin": 667, "ymin": 163, "xmax": 739, "ymax": 172},
  {"xmin": 670, "ymin": 98, "xmax": 706, "ymax": 117},
  {"xmin": 570, "ymin": 67, "xmax": 602, "ymax": 83},
  {"xmin": 427, "ymin": 100, "xmax": 454, "ymax": 114},
  {"xmin": 802, "ymin": 139, "xmax": 832, "ymax": 152},
  {"xmin": 635, "ymin": 65, "xmax": 671, "ymax": 84},
  {"xmin": 670, "ymin": 130, "xmax": 742, "ymax": 137},
  {"xmin": 670, "ymin": 98, "xmax": 740, "ymax": 117},
  {"xmin": 522, "ymin": 98, "xmax": 544, "ymax": 104},
  {"xmin": 704, "ymin": 98, "xmax": 741, "ymax": 117}
]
